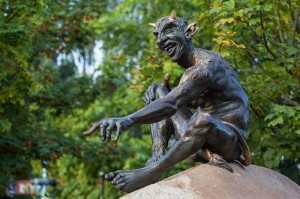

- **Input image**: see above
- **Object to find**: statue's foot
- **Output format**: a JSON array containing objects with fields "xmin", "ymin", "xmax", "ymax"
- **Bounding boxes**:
[
  {"xmin": 209, "ymin": 153, "xmax": 233, "ymax": 173},
  {"xmin": 105, "ymin": 167, "xmax": 161, "ymax": 193}
]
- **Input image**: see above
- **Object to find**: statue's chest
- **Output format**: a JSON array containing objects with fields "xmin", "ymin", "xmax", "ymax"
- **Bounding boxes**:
[{"xmin": 190, "ymin": 90, "xmax": 209, "ymax": 107}]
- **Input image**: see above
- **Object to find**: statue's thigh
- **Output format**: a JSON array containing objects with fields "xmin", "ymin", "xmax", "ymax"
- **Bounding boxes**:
[
  {"xmin": 189, "ymin": 113, "xmax": 241, "ymax": 160},
  {"xmin": 150, "ymin": 118, "xmax": 173, "ymax": 141}
]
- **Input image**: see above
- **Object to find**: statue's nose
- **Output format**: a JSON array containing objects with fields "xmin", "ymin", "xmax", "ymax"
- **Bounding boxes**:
[
  {"xmin": 156, "ymin": 35, "xmax": 167, "ymax": 48},
  {"xmin": 156, "ymin": 38, "xmax": 163, "ymax": 47}
]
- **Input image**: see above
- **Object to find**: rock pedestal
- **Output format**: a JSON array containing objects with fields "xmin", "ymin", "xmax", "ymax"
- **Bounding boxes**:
[{"xmin": 121, "ymin": 163, "xmax": 300, "ymax": 199}]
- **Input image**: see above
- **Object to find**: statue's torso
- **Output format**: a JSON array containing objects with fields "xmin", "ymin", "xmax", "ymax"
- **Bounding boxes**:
[{"xmin": 179, "ymin": 48, "xmax": 249, "ymax": 130}]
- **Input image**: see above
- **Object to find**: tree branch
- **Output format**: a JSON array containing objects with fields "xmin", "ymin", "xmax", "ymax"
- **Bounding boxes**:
[
  {"xmin": 259, "ymin": 11, "xmax": 277, "ymax": 59},
  {"xmin": 240, "ymin": 31, "xmax": 268, "ymax": 62},
  {"xmin": 250, "ymin": 103, "xmax": 263, "ymax": 119},
  {"xmin": 274, "ymin": 0, "xmax": 285, "ymax": 43},
  {"xmin": 291, "ymin": 6, "xmax": 300, "ymax": 45},
  {"xmin": 287, "ymin": 0, "xmax": 295, "ymax": 22},
  {"xmin": 5, "ymin": 8, "xmax": 23, "ymax": 23},
  {"xmin": 257, "ymin": 91, "xmax": 298, "ymax": 106}
]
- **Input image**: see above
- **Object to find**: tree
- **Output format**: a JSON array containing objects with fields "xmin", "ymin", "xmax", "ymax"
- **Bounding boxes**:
[{"xmin": 207, "ymin": 0, "xmax": 300, "ymax": 182}]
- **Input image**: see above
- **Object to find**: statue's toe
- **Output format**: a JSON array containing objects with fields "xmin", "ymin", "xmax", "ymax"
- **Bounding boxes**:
[
  {"xmin": 111, "ymin": 173, "xmax": 121, "ymax": 183},
  {"xmin": 209, "ymin": 153, "xmax": 233, "ymax": 173},
  {"xmin": 105, "ymin": 172, "xmax": 116, "ymax": 181},
  {"xmin": 116, "ymin": 182, "xmax": 126, "ymax": 190},
  {"xmin": 111, "ymin": 172, "xmax": 130, "ymax": 192},
  {"xmin": 112, "ymin": 174, "xmax": 125, "ymax": 185}
]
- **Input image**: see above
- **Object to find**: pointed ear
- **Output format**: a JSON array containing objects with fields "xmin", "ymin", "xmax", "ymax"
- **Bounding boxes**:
[{"xmin": 185, "ymin": 22, "xmax": 199, "ymax": 39}]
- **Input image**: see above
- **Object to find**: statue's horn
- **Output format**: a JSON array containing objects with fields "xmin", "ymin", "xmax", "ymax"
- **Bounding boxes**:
[
  {"xmin": 169, "ymin": 10, "xmax": 176, "ymax": 20},
  {"xmin": 149, "ymin": 23, "xmax": 156, "ymax": 28}
]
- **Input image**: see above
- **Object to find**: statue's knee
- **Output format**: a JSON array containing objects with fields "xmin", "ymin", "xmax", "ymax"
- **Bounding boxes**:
[
  {"xmin": 184, "ymin": 113, "xmax": 214, "ymax": 138},
  {"xmin": 194, "ymin": 113, "xmax": 213, "ymax": 128}
]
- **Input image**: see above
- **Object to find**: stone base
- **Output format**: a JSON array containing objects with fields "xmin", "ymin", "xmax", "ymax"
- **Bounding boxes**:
[{"xmin": 121, "ymin": 162, "xmax": 300, "ymax": 199}]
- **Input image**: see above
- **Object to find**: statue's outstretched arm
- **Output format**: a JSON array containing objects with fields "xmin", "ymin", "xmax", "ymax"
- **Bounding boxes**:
[{"xmin": 83, "ymin": 65, "xmax": 214, "ymax": 142}]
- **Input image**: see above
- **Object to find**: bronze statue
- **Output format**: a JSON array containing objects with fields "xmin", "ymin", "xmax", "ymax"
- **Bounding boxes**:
[{"xmin": 83, "ymin": 11, "xmax": 251, "ymax": 193}]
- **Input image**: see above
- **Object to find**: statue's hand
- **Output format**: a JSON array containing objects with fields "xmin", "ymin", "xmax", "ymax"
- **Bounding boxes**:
[
  {"xmin": 143, "ymin": 83, "xmax": 171, "ymax": 105},
  {"xmin": 143, "ymin": 74, "xmax": 171, "ymax": 105},
  {"xmin": 83, "ymin": 117, "xmax": 133, "ymax": 142},
  {"xmin": 143, "ymin": 83, "xmax": 159, "ymax": 105}
]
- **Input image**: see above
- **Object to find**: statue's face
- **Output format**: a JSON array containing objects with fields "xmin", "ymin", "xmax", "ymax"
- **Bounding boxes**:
[{"xmin": 154, "ymin": 21, "xmax": 189, "ymax": 62}]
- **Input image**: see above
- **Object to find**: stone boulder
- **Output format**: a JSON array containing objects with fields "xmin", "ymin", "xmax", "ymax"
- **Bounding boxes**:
[{"xmin": 121, "ymin": 163, "xmax": 300, "ymax": 199}]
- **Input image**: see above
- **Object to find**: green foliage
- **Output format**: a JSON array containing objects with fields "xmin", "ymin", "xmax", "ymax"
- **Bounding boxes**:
[
  {"xmin": 1, "ymin": 0, "xmax": 299, "ymax": 198},
  {"xmin": 208, "ymin": 0, "xmax": 300, "ymax": 183}
]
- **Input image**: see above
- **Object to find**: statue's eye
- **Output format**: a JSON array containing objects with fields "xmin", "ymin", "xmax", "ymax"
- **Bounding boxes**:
[{"xmin": 166, "ymin": 29, "xmax": 172, "ymax": 34}]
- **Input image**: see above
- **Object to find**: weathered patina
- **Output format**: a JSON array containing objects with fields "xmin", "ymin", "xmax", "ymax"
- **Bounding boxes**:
[{"xmin": 83, "ymin": 11, "xmax": 251, "ymax": 193}]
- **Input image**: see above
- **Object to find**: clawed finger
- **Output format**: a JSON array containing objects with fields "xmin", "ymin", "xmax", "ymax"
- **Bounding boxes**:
[
  {"xmin": 115, "ymin": 123, "xmax": 122, "ymax": 141},
  {"xmin": 83, "ymin": 123, "xmax": 100, "ymax": 136},
  {"xmin": 114, "ymin": 130, "xmax": 121, "ymax": 141},
  {"xmin": 105, "ymin": 122, "xmax": 115, "ymax": 142},
  {"xmin": 100, "ymin": 122, "xmax": 109, "ymax": 141}
]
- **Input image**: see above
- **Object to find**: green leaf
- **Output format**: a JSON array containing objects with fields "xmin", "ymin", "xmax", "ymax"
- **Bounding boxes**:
[
  {"xmin": 263, "ymin": 3, "xmax": 273, "ymax": 12},
  {"xmin": 267, "ymin": 116, "xmax": 283, "ymax": 126},
  {"xmin": 234, "ymin": 10, "xmax": 244, "ymax": 17},
  {"xmin": 217, "ymin": 17, "xmax": 235, "ymax": 25},
  {"xmin": 249, "ymin": 17, "xmax": 260, "ymax": 26},
  {"xmin": 263, "ymin": 148, "xmax": 275, "ymax": 160},
  {"xmin": 209, "ymin": 7, "xmax": 221, "ymax": 15},
  {"xmin": 286, "ymin": 47, "xmax": 298, "ymax": 55},
  {"xmin": 286, "ymin": 57, "xmax": 295, "ymax": 63},
  {"xmin": 286, "ymin": 64, "xmax": 294, "ymax": 70},
  {"xmin": 222, "ymin": 0, "xmax": 235, "ymax": 10},
  {"xmin": 220, "ymin": 51, "xmax": 231, "ymax": 57},
  {"xmin": 244, "ymin": 7, "xmax": 254, "ymax": 14},
  {"xmin": 264, "ymin": 113, "xmax": 275, "ymax": 121}
]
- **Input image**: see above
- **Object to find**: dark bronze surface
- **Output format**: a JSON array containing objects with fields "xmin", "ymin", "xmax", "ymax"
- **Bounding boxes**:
[{"xmin": 83, "ymin": 11, "xmax": 251, "ymax": 193}]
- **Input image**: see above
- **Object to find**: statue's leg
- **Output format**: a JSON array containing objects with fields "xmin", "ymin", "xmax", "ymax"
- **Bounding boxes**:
[
  {"xmin": 145, "ymin": 75, "xmax": 208, "ymax": 165},
  {"xmin": 148, "ymin": 106, "xmax": 210, "ymax": 164},
  {"xmin": 169, "ymin": 107, "xmax": 210, "ymax": 163},
  {"xmin": 106, "ymin": 112, "xmax": 242, "ymax": 192},
  {"xmin": 144, "ymin": 84, "xmax": 174, "ymax": 166},
  {"xmin": 145, "ymin": 85, "xmax": 207, "ymax": 165},
  {"xmin": 147, "ymin": 106, "xmax": 206, "ymax": 165},
  {"xmin": 146, "ymin": 119, "xmax": 173, "ymax": 166}
]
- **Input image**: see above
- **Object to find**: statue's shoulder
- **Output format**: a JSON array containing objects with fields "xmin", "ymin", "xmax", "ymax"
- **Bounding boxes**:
[
  {"xmin": 196, "ymin": 48, "xmax": 221, "ymax": 58},
  {"xmin": 195, "ymin": 48, "xmax": 222, "ymax": 67},
  {"xmin": 195, "ymin": 48, "xmax": 238, "ymax": 78}
]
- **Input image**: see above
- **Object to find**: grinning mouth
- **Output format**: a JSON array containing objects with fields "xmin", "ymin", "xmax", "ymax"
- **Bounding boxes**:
[{"xmin": 162, "ymin": 42, "xmax": 176, "ymax": 56}]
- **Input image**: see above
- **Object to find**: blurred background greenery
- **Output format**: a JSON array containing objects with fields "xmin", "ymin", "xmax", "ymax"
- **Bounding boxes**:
[{"xmin": 0, "ymin": 0, "xmax": 299, "ymax": 198}]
